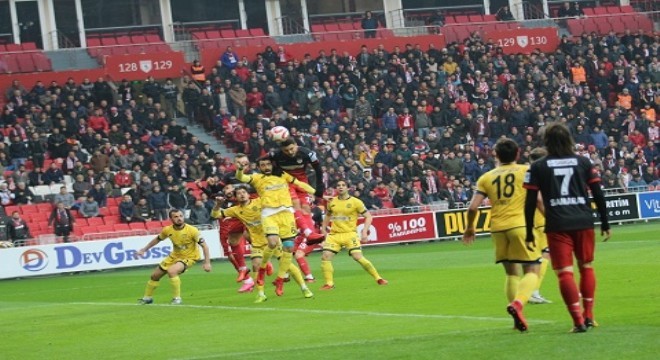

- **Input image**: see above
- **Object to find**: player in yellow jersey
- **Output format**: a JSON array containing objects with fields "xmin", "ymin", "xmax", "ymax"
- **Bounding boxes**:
[
  {"xmin": 319, "ymin": 179, "xmax": 388, "ymax": 289},
  {"xmin": 235, "ymin": 156, "xmax": 316, "ymax": 297},
  {"xmin": 527, "ymin": 147, "xmax": 552, "ymax": 304},
  {"xmin": 211, "ymin": 185, "xmax": 313, "ymax": 302},
  {"xmin": 136, "ymin": 209, "xmax": 211, "ymax": 305},
  {"xmin": 462, "ymin": 138, "xmax": 541, "ymax": 332}
]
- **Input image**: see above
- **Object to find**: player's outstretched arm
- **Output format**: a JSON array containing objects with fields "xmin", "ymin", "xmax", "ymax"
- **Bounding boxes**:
[
  {"xmin": 292, "ymin": 178, "xmax": 316, "ymax": 195},
  {"xmin": 135, "ymin": 236, "xmax": 161, "ymax": 259},
  {"xmin": 589, "ymin": 182, "xmax": 611, "ymax": 242},
  {"xmin": 210, "ymin": 197, "xmax": 225, "ymax": 219},
  {"xmin": 524, "ymin": 189, "xmax": 538, "ymax": 251},
  {"xmin": 199, "ymin": 240, "xmax": 212, "ymax": 272},
  {"xmin": 462, "ymin": 193, "xmax": 485, "ymax": 245}
]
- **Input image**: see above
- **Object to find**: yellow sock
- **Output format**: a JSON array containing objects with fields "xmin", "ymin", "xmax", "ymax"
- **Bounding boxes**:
[
  {"xmin": 321, "ymin": 260, "xmax": 334, "ymax": 286},
  {"xmin": 169, "ymin": 276, "xmax": 181, "ymax": 298},
  {"xmin": 256, "ymin": 284, "xmax": 265, "ymax": 296},
  {"xmin": 537, "ymin": 258, "xmax": 548, "ymax": 291},
  {"xmin": 356, "ymin": 257, "xmax": 381, "ymax": 280},
  {"xmin": 288, "ymin": 263, "xmax": 305, "ymax": 287},
  {"xmin": 515, "ymin": 272, "xmax": 539, "ymax": 305},
  {"xmin": 506, "ymin": 275, "xmax": 520, "ymax": 303},
  {"xmin": 277, "ymin": 251, "xmax": 293, "ymax": 278},
  {"xmin": 260, "ymin": 246, "xmax": 275, "ymax": 269},
  {"xmin": 144, "ymin": 279, "xmax": 159, "ymax": 297}
]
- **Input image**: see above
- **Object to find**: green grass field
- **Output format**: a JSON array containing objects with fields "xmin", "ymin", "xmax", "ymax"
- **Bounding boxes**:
[{"xmin": 2, "ymin": 222, "xmax": 659, "ymax": 360}]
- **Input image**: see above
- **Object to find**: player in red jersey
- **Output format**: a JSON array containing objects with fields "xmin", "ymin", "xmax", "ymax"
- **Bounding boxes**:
[{"xmin": 270, "ymin": 138, "xmax": 325, "ymax": 282}]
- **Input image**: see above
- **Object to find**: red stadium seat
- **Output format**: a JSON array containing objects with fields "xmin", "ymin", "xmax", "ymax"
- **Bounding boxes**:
[
  {"xmin": 113, "ymin": 224, "xmax": 130, "ymax": 232},
  {"xmin": 220, "ymin": 29, "xmax": 236, "ymax": 38},
  {"xmin": 129, "ymin": 222, "xmax": 146, "ymax": 230},
  {"xmin": 235, "ymin": 29, "xmax": 250, "ymax": 38},
  {"xmin": 86, "ymin": 217, "xmax": 104, "ymax": 226},
  {"xmin": 249, "ymin": 28, "xmax": 265, "ymax": 36}
]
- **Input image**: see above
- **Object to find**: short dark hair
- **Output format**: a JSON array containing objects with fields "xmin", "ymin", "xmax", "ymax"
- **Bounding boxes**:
[
  {"xmin": 494, "ymin": 138, "xmax": 519, "ymax": 164},
  {"xmin": 279, "ymin": 138, "xmax": 296, "ymax": 147},
  {"xmin": 529, "ymin": 147, "xmax": 548, "ymax": 162}
]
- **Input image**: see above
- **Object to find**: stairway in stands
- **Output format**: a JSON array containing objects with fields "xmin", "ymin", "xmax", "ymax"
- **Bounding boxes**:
[
  {"xmin": 176, "ymin": 117, "xmax": 235, "ymax": 160},
  {"xmin": 45, "ymin": 48, "xmax": 99, "ymax": 71}
]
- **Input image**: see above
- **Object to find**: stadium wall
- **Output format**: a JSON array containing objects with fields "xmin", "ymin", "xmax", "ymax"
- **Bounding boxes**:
[{"xmin": 2, "ymin": 191, "xmax": 657, "ymax": 280}]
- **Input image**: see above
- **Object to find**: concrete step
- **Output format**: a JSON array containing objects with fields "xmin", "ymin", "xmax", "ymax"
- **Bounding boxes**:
[
  {"xmin": 45, "ymin": 48, "xmax": 99, "ymax": 71},
  {"xmin": 176, "ymin": 117, "xmax": 235, "ymax": 159}
]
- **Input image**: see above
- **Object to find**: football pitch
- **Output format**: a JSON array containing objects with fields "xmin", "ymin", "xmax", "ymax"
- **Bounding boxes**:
[{"xmin": 2, "ymin": 222, "xmax": 659, "ymax": 360}]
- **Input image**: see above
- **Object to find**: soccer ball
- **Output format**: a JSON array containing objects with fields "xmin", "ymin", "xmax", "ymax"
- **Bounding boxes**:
[{"xmin": 270, "ymin": 126, "xmax": 290, "ymax": 142}]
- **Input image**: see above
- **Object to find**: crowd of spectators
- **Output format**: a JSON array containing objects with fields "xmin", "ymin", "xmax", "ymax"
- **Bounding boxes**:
[{"xmin": 1, "ymin": 25, "xmax": 659, "ymax": 243}]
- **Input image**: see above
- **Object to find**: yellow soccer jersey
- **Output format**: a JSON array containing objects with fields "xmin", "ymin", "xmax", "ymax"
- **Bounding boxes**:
[
  {"xmin": 326, "ymin": 196, "xmax": 367, "ymax": 234},
  {"xmin": 534, "ymin": 209, "xmax": 546, "ymax": 228},
  {"xmin": 238, "ymin": 172, "xmax": 295, "ymax": 208},
  {"xmin": 212, "ymin": 199, "xmax": 267, "ymax": 246},
  {"xmin": 158, "ymin": 224, "xmax": 202, "ymax": 260},
  {"xmin": 476, "ymin": 163, "xmax": 528, "ymax": 232}
]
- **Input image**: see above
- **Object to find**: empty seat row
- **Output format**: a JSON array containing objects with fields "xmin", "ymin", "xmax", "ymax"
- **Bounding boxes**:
[
  {"xmin": 86, "ymin": 33, "xmax": 163, "ymax": 47},
  {"xmin": 0, "ymin": 52, "xmax": 52, "ymax": 74},
  {"xmin": 567, "ymin": 14, "xmax": 654, "ymax": 36},
  {"xmin": 446, "ymin": 14, "xmax": 498, "ymax": 24},
  {"xmin": 442, "ymin": 22, "xmax": 520, "ymax": 44},
  {"xmin": 583, "ymin": 6, "xmax": 634, "ymax": 16},
  {"xmin": 191, "ymin": 28, "xmax": 265, "ymax": 40},
  {"xmin": 0, "ymin": 42, "xmax": 38, "ymax": 53},
  {"xmin": 196, "ymin": 37, "xmax": 276, "ymax": 50}
]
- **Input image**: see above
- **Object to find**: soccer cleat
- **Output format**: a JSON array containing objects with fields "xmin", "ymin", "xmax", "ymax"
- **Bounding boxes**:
[
  {"xmin": 528, "ymin": 294, "xmax": 552, "ymax": 304},
  {"xmin": 306, "ymin": 232, "xmax": 325, "ymax": 245},
  {"xmin": 302, "ymin": 288, "xmax": 314, "ymax": 298},
  {"xmin": 137, "ymin": 298, "xmax": 153, "ymax": 305},
  {"xmin": 377, "ymin": 278, "xmax": 389, "ymax": 285},
  {"xmin": 238, "ymin": 281, "xmax": 255, "ymax": 293},
  {"xmin": 304, "ymin": 275, "xmax": 316, "ymax": 283},
  {"xmin": 273, "ymin": 277, "xmax": 285, "ymax": 296},
  {"xmin": 506, "ymin": 302, "xmax": 528, "ymax": 332},
  {"xmin": 584, "ymin": 317, "xmax": 599, "ymax": 329},
  {"xmin": 236, "ymin": 268, "xmax": 250, "ymax": 282},
  {"xmin": 265, "ymin": 262, "xmax": 274, "ymax": 276},
  {"xmin": 256, "ymin": 267, "xmax": 266, "ymax": 286},
  {"xmin": 170, "ymin": 297, "xmax": 182, "ymax": 305},
  {"xmin": 254, "ymin": 294, "xmax": 268, "ymax": 303},
  {"xmin": 570, "ymin": 324, "xmax": 588, "ymax": 333},
  {"xmin": 320, "ymin": 284, "xmax": 335, "ymax": 290}
]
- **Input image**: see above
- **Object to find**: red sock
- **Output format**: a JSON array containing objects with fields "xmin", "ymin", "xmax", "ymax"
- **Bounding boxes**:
[
  {"xmin": 557, "ymin": 271, "xmax": 584, "ymax": 326},
  {"xmin": 303, "ymin": 213, "xmax": 317, "ymax": 234},
  {"xmin": 222, "ymin": 241, "xmax": 240, "ymax": 271},
  {"xmin": 230, "ymin": 239, "xmax": 246, "ymax": 269},
  {"xmin": 579, "ymin": 267, "xmax": 596, "ymax": 319},
  {"xmin": 296, "ymin": 256, "xmax": 311, "ymax": 276}
]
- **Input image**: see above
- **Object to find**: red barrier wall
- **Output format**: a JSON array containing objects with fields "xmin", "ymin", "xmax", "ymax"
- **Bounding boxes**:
[{"xmin": 483, "ymin": 27, "xmax": 559, "ymax": 54}]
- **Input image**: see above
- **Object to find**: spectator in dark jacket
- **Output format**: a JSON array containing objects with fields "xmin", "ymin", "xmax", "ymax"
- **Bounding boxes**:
[
  {"xmin": 148, "ymin": 185, "xmax": 169, "ymax": 220},
  {"xmin": 119, "ymin": 194, "xmax": 146, "ymax": 223},
  {"xmin": 8, "ymin": 211, "xmax": 31, "ymax": 246},
  {"xmin": 48, "ymin": 202, "xmax": 74, "ymax": 242},
  {"xmin": 361, "ymin": 11, "xmax": 379, "ymax": 38},
  {"xmin": 187, "ymin": 199, "xmax": 211, "ymax": 225},
  {"xmin": 87, "ymin": 183, "xmax": 107, "ymax": 208},
  {"xmin": 167, "ymin": 185, "xmax": 188, "ymax": 211}
]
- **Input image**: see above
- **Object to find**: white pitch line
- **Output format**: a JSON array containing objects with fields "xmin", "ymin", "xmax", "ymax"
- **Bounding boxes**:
[
  {"xmin": 170, "ymin": 327, "xmax": 505, "ymax": 360},
  {"xmin": 70, "ymin": 301, "xmax": 554, "ymax": 324}
]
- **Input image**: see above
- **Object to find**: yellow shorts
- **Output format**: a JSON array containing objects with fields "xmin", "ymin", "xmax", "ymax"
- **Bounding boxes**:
[
  {"xmin": 159, "ymin": 255, "xmax": 197, "ymax": 272},
  {"xmin": 534, "ymin": 226, "xmax": 549, "ymax": 253},
  {"xmin": 250, "ymin": 234, "xmax": 268, "ymax": 249},
  {"xmin": 492, "ymin": 227, "xmax": 541, "ymax": 264},
  {"xmin": 323, "ymin": 232, "xmax": 362, "ymax": 254},
  {"xmin": 250, "ymin": 243, "xmax": 283, "ymax": 259},
  {"xmin": 262, "ymin": 211, "xmax": 298, "ymax": 240}
]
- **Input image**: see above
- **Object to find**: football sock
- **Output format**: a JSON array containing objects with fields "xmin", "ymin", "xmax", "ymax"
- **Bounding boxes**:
[
  {"xmin": 144, "ymin": 279, "xmax": 159, "ymax": 297},
  {"xmin": 515, "ymin": 272, "xmax": 539, "ymax": 305},
  {"xmin": 277, "ymin": 251, "xmax": 293, "ymax": 278},
  {"xmin": 230, "ymin": 242, "xmax": 246, "ymax": 269},
  {"xmin": 303, "ymin": 213, "xmax": 316, "ymax": 236},
  {"xmin": 169, "ymin": 276, "xmax": 181, "ymax": 299},
  {"xmin": 321, "ymin": 260, "xmax": 334, "ymax": 286},
  {"xmin": 505, "ymin": 275, "xmax": 520, "ymax": 303},
  {"xmin": 580, "ymin": 267, "xmax": 596, "ymax": 319},
  {"xmin": 296, "ymin": 256, "xmax": 312, "ymax": 276},
  {"xmin": 222, "ymin": 241, "xmax": 240, "ymax": 271},
  {"xmin": 260, "ymin": 246, "xmax": 275, "ymax": 270},
  {"xmin": 537, "ymin": 257, "xmax": 548, "ymax": 291},
  {"xmin": 356, "ymin": 257, "xmax": 380, "ymax": 280},
  {"xmin": 288, "ymin": 262, "xmax": 305, "ymax": 287},
  {"xmin": 557, "ymin": 271, "xmax": 584, "ymax": 325}
]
